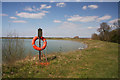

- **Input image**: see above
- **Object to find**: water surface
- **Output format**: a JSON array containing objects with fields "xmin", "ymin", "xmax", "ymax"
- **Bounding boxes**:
[{"xmin": 2, "ymin": 39, "xmax": 87, "ymax": 56}]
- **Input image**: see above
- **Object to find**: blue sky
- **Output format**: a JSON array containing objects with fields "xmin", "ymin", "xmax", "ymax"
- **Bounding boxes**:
[
  {"xmin": 2, "ymin": 2, "xmax": 118, "ymax": 38},
  {"xmin": 1, "ymin": 0, "xmax": 120, "ymax": 2}
]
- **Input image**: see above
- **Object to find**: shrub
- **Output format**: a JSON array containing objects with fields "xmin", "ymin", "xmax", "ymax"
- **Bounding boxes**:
[{"xmin": 2, "ymin": 33, "xmax": 25, "ymax": 64}]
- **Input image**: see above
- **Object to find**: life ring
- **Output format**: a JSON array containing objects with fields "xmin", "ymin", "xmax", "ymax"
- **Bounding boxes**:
[{"xmin": 32, "ymin": 36, "xmax": 47, "ymax": 51}]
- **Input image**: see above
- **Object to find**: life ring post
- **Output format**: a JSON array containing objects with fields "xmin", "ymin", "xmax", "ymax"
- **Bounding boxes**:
[{"xmin": 38, "ymin": 28, "xmax": 42, "ymax": 62}]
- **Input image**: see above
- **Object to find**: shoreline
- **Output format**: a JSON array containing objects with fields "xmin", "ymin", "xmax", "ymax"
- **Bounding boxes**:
[
  {"xmin": 2, "ymin": 39, "xmax": 118, "ymax": 78},
  {"xmin": 1, "ymin": 37, "xmax": 91, "ymax": 40}
]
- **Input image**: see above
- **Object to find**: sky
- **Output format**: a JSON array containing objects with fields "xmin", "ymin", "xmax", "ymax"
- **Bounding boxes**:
[
  {"xmin": 1, "ymin": 2, "xmax": 118, "ymax": 38},
  {"xmin": 1, "ymin": 0, "xmax": 120, "ymax": 2}
]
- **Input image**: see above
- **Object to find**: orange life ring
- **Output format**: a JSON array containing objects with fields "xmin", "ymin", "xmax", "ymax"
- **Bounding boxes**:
[{"xmin": 32, "ymin": 36, "xmax": 47, "ymax": 51}]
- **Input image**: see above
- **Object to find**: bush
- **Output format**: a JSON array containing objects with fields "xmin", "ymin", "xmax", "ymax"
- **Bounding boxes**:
[
  {"xmin": 109, "ymin": 29, "xmax": 120, "ymax": 43},
  {"xmin": 91, "ymin": 33, "xmax": 99, "ymax": 40},
  {"xmin": 91, "ymin": 22, "xmax": 119, "ymax": 43},
  {"xmin": 2, "ymin": 33, "xmax": 25, "ymax": 64},
  {"xmin": 73, "ymin": 36, "xmax": 79, "ymax": 39}
]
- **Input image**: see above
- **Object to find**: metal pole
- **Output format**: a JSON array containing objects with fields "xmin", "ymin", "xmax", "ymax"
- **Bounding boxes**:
[{"xmin": 38, "ymin": 28, "xmax": 42, "ymax": 62}]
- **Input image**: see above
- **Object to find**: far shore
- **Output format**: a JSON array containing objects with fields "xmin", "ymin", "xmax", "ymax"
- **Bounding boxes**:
[{"xmin": 1, "ymin": 37, "xmax": 91, "ymax": 40}]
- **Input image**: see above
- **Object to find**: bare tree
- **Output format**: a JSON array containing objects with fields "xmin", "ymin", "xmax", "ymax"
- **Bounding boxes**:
[
  {"xmin": 113, "ymin": 19, "xmax": 120, "ymax": 28},
  {"xmin": 97, "ymin": 22, "xmax": 111, "ymax": 41}
]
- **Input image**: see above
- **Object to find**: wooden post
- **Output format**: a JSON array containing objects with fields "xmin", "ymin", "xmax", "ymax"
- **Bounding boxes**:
[{"xmin": 38, "ymin": 28, "xmax": 42, "ymax": 62}]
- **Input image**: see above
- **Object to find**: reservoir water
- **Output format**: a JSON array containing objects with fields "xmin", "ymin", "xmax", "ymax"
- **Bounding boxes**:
[{"xmin": 2, "ymin": 39, "xmax": 87, "ymax": 56}]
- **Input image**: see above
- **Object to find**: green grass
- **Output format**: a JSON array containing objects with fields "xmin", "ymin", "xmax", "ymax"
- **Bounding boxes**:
[{"xmin": 2, "ymin": 39, "xmax": 118, "ymax": 78}]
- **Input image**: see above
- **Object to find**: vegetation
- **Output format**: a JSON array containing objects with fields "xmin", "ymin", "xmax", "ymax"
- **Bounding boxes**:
[
  {"xmin": 2, "ymin": 37, "xmax": 69, "ymax": 39},
  {"xmin": 91, "ymin": 33, "xmax": 99, "ymax": 40},
  {"xmin": 2, "ymin": 21, "xmax": 118, "ymax": 78},
  {"xmin": 73, "ymin": 36, "xmax": 79, "ymax": 39},
  {"xmin": 2, "ymin": 39, "xmax": 118, "ymax": 78},
  {"xmin": 91, "ymin": 22, "xmax": 120, "ymax": 43},
  {"xmin": 2, "ymin": 32, "xmax": 25, "ymax": 64}
]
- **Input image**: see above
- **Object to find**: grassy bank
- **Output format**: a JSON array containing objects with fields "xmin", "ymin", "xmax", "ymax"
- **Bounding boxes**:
[{"xmin": 2, "ymin": 39, "xmax": 118, "ymax": 78}]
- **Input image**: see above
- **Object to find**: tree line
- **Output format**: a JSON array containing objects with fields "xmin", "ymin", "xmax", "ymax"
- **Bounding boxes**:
[{"xmin": 91, "ymin": 22, "xmax": 120, "ymax": 43}]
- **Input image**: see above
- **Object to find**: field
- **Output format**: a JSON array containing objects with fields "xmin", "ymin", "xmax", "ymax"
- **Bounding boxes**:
[{"xmin": 2, "ymin": 39, "xmax": 118, "ymax": 78}]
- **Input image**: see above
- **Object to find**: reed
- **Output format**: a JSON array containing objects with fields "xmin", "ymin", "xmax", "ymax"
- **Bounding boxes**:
[{"xmin": 2, "ymin": 32, "xmax": 25, "ymax": 65}]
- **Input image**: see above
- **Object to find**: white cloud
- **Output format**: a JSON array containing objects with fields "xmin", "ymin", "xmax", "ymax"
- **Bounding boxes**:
[
  {"xmin": 24, "ymin": 5, "xmax": 51, "ymax": 12},
  {"xmin": 67, "ymin": 15, "xmax": 98, "ymax": 22},
  {"xmin": 16, "ymin": 11, "xmax": 48, "ymax": 19},
  {"xmin": 60, "ymin": 22, "xmax": 78, "ymax": 29},
  {"xmin": 88, "ymin": 5, "xmax": 98, "ymax": 9},
  {"xmin": 9, "ymin": 16, "xmax": 17, "ymax": 19},
  {"xmin": 56, "ymin": 3, "xmax": 66, "ymax": 7},
  {"xmin": 82, "ymin": 5, "xmax": 98, "ymax": 10},
  {"xmin": 109, "ymin": 19, "xmax": 118, "ymax": 24},
  {"xmin": 0, "ymin": 13, "xmax": 8, "ymax": 16},
  {"xmin": 97, "ymin": 15, "xmax": 111, "ymax": 21},
  {"xmin": 76, "ymin": 0, "xmax": 81, "ymax": 1},
  {"xmin": 82, "ymin": 6, "xmax": 87, "ymax": 10},
  {"xmin": 88, "ymin": 27, "xmax": 94, "ymax": 29},
  {"xmin": 12, "ymin": 20, "xmax": 27, "ymax": 23},
  {"xmin": 53, "ymin": 20, "xmax": 62, "ymax": 23},
  {"xmin": 67, "ymin": 15, "xmax": 112, "ymax": 22},
  {"xmin": 87, "ymin": 27, "xmax": 98, "ymax": 29},
  {"xmin": 40, "ymin": 4, "xmax": 51, "ymax": 10},
  {"xmin": 50, "ymin": 0, "xmax": 54, "ymax": 2},
  {"xmin": 24, "ymin": 7, "xmax": 35, "ymax": 12}
]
